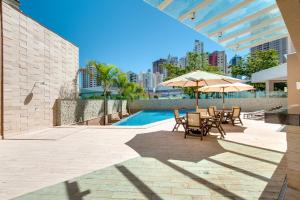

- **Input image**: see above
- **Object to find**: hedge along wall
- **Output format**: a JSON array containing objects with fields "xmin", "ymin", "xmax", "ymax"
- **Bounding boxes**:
[
  {"xmin": 129, "ymin": 98, "xmax": 287, "ymax": 112},
  {"xmin": 54, "ymin": 99, "xmax": 127, "ymax": 126}
]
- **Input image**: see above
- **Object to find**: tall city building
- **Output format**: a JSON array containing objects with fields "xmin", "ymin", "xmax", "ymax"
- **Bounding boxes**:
[
  {"xmin": 229, "ymin": 55, "xmax": 242, "ymax": 66},
  {"xmin": 179, "ymin": 57, "xmax": 187, "ymax": 68},
  {"xmin": 82, "ymin": 69, "xmax": 89, "ymax": 88},
  {"xmin": 152, "ymin": 58, "xmax": 168, "ymax": 78},
  {"xmin": 139, "ymin": 69, "xmax": 153, "ymax": 89},
  {"xmin": 250, "ymin": 37, "xmax": 288, "ymax": 64},
  {"xmin": 126, "ymin": 71, "xmax": 139, "ymax": 83},
  {"xmin": 152, "ymin": 72, "xmax": 164, "ymax": 88},
  {"xmin": 81, "ymin": 66, "xmax": 99, "ymax": 88},
  {"xmin": 194, "ymin": 40, "xmax": 204, "ymax": 54},
  {"xmin": 167, "ymin": 54, "xmax": 178, "ymax": 66},
  {"xmin": 209, "ymin": 51, "xmax": 227, "ymax": 73},
  {"xmin": 227, "ymin": 55, "xmax": 242, "ymax": 75}
]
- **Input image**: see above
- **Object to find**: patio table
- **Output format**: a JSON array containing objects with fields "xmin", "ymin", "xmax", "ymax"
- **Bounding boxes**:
[{"xmin": 216, "ymin": 109, "xmax": 232, "ymax": 123}]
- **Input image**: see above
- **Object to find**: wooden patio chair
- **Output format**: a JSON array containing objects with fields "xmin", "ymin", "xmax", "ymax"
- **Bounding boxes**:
[
  {"xmin": 185, "ymin": 112, "xmax": 209, "ymax": 140},
  {"xmin": 226, "ymin": 107, "xmax": 243, "ymax": 126},
  {"xmin": 172, "ymin": 109, "xmax": 186, "ymax": 132},
  {"xmin": 208, "ymin": 106, "xmax": 219, "ymax": 117},
  {"xmin": 207, "ymin": 111, "xmax": 226, "ymax": 139}
]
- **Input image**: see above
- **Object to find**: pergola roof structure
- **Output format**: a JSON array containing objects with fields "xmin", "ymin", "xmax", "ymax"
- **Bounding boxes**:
[{"xmin": 144, "ymin": 0, "xmax": 289, "ymax": 52}]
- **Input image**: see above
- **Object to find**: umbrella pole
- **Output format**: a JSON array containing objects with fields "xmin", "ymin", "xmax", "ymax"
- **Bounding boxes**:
[
  {"xmin": 222, "ymin": 87, "xmax": 225, "ymax": 110},
  {"xmin": 196, "ymin": 81, "xmax": 199, "ymax": 108}
]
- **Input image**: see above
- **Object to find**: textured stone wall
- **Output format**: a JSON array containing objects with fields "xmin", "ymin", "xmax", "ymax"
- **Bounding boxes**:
[
  {"xmin": 130, "ymin": 98, "xmax": 288, "ymax": 112},
  {"xmin": 2, "ymin": 3, "xmax": 79, "ymax": 135},
  {"xmin": 55, "ymin": 99, "xmax": 127, "ymax": 126},
  {"xmin": 286, "ymin": 54, "xmax": 300, "ymax": 190},
  {"xmin": 0, "ymin": 1, "xmax": 3, "ymax": 138}
]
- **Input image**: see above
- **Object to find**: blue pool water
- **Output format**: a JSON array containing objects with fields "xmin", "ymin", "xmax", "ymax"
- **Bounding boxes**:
[{"xmin": 115, "ymin": 110, "xmax": 193, "ymax": 126}]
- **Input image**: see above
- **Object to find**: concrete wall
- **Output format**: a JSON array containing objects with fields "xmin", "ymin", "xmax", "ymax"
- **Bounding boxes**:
[
  {"xmin": 130, "ymin": 98, "xmax": 287, "ymax": 112},
  {"xmin": 277, "ymin": 0, "xmax": 300, "ymax": 61},
  {"xmin": 287, "ymin": 54, "xmax": 300, "ymax": 115},
  {"xmin": 55, "ymin": 99, "xmax": 127, "ymax": 126},
  {"xmin": 0, "ymin": 1, "xmax": 3, "ymax": 138},
  {"xmin": 286, "ymin": 53, "xmax": 300, "ymax": 191},
  {"xmin": 2, "ymin": 3, "xmax": 79, "ymax": 135},
  {"xmin": 276, "ymin": 1, "xmax": 300, "ymax": 192}
]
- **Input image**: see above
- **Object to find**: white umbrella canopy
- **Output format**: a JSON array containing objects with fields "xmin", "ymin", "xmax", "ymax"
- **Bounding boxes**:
[
  {"xmin": 159, "ymin": 70, "xmax": 244, "ymax": 107},
  {"xmin": 198, "ymin": 82, "xmax": 254, "ymax": 93},
  {"xmin": 160, "ymin": 70, "xmax": 243, "ymax": 87},
  {"xmin": 197, "ymin": 82, "xmax": 255, "ymax": 109}
]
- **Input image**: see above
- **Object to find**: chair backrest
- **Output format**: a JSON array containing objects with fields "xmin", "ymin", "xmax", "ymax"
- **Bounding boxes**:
[
  {"xmin": 186, "ymin": 112, "xmax": 201, "ymax": 128},
  {"xmin": 208, "ymin": 106, "xmax": 216, "ymax": 117},
  {"xmin": 214, "ymin": 111, "xmax": 224, "ymax": 126},
  {"xmin": 196, "ymin": 107, "xmax": 208, "ymax": 117},
  {"xmin": 232, "ymin": 107, "xmax": 241, "ymax": 118},
  {"xmin": 174, "ymin": 109, "xmax": 181, "ymax": 120}
]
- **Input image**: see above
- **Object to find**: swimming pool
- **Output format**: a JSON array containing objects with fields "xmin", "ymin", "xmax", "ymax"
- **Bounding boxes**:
[{"xmin": 114, "ymin": 110, "xmax": 193, "ymax": 126}]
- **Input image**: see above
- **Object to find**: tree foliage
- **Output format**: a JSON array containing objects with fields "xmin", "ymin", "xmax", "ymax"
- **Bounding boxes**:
[
  {"xmin": 246, "ymin": 49, "xmax": 279, "ymax": 76},
  {"xmin": 230, "ymin": 50, "xmax": 280, "ymax": 78},
  {"xmin": 87, "ymin": 61, "xmax": 119, "ymax": 98},
  {"xmin": 231, "ymin": 65, "xmax": 245, "ymax": 78},
  {"xmin": 113, "ymin": 70, "xmax": 128, "ymax": 98},
  {"xmin": 202, "ymin": 65, "xmax": 222, "ymax": 74},
  {"xmin": 162, "ymin": 63, "xmax": 185, "ymax": 80},
  {"xmin": 186, "ymin": 52, "xmax": 209, "ymax": 71},
  {"xmin": 123, "ymin": 82, "xmax": 146, "ymax": 101},
  {"xmin": 86, "ymin": 60, "xmax": 145, "ymax": 101}
]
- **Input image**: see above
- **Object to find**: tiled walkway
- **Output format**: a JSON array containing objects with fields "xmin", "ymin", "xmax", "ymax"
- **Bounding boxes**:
[{"xmin": 0, "ymin": 119, "xmax": 289, "ymax": 199}]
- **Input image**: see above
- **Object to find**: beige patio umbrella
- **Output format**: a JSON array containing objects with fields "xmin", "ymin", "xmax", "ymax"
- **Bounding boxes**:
[
  {"xmin": 198, "ymin": 82, "xmax": 255, "ymax": 109},
  {"xmin": 160, "ymin": 70, "xmax": 243, "ymax": 106}
]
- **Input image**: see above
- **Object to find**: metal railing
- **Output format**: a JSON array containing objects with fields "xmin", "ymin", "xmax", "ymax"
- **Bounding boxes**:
[{"xmin": 147, "ymin": 91, "xmax": 287, "ymax": 100}]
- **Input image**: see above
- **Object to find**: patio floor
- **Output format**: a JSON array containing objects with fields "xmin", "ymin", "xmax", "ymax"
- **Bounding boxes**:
[{"xmin": 0, "ymin": 118, "xmax": 289, "ymax": 199}]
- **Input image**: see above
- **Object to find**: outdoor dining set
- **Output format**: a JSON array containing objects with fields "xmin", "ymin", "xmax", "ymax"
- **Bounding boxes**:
[
  {"xmin": 159, "ymin": 70, "xmax": 253, "ymax": 141},
  {"xmin": 173, "ymin": 106, "xmax": 243, "ymax": 140}
]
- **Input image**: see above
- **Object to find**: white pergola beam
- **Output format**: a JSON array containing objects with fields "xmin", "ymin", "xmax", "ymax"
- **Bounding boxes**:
[
  {"xmin": 195, "ymin": 0, "xmax": 255, "ymax": 30},
  {"xmin": 178, "ymin": 0, "xmax": 213, "ymax": 22},
  {"xmin": 208, "ymin": 4, "xmax": 278, "ymax": 37},
  {"xmin": 236, "ymin": 33, "xmax": 289, "ymax": 51},
  {"xmin": 226, "ymin": 26, "xmax": 287, "ymax": 49},
  {"xmin": 158, "ymin": 0, "xmax": 173, "ymax": 10},
  {"xmin": 219, "ymin": 16, "xmax": 283, "ymax": 43}
]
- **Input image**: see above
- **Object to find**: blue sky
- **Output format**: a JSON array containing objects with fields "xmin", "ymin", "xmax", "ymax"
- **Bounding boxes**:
[{"xmin": 21, "ymin": 0, "xmax": 240, "ymax": 73}]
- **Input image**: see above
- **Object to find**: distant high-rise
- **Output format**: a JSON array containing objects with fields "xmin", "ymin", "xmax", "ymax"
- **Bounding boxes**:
[
  {"xmin": 209, "ymin": 51, "xmax": 227, "ymax": 73},
  {"xmin": 127, "ymin": 71, "xmax": 138, "ymax": 83},
  {"xmin": 250, "ymin": 37, "xmax": 288, "ymax": 64},
  {"xmin": 179, "ymin": 57, "xmax": 187, "ymax": 68},
  {"xmin": 167, "ymin": 54, "xmax": 178, "ymax": 65},
  {"xmin": 194, "ymin": 40, "xmax": 204, "ymax": 54},
  {"xmin": 139, "ymin": 69, "xmax": 153, "ymax": 89},
  {"xmin": 81, "ymin": 66, "xmax": 100, "ymax": 88},
  {"xmin": 229, "ymin": 55, "xmax": 242, "ymax": 66},
  {"xmin": 152, "ymin": 72, "xmax": 164, "ymax": 88},
  {"xmin": 4, "ymin": 0, "xmax": 20, "ymax": 10},
  {"xmin": 153, "ymin": 58, "xmax": 167, "ymax": 78}
]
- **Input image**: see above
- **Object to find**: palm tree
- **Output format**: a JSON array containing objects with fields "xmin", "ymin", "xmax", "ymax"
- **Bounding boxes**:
[
  {"xmin": 123, "ymin": 82, "xmax": 146, "ymax": 114},
  {"xmin": 87, "ymin": 61, "xmax": 118, "ymax": 125},
  {"xmin": 113, "ymin": 70, "xmax": 128, "ymax": 118},
  {"xmin": 113, "ymin": 70, "xmax": 128, "ymax": 98}
]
